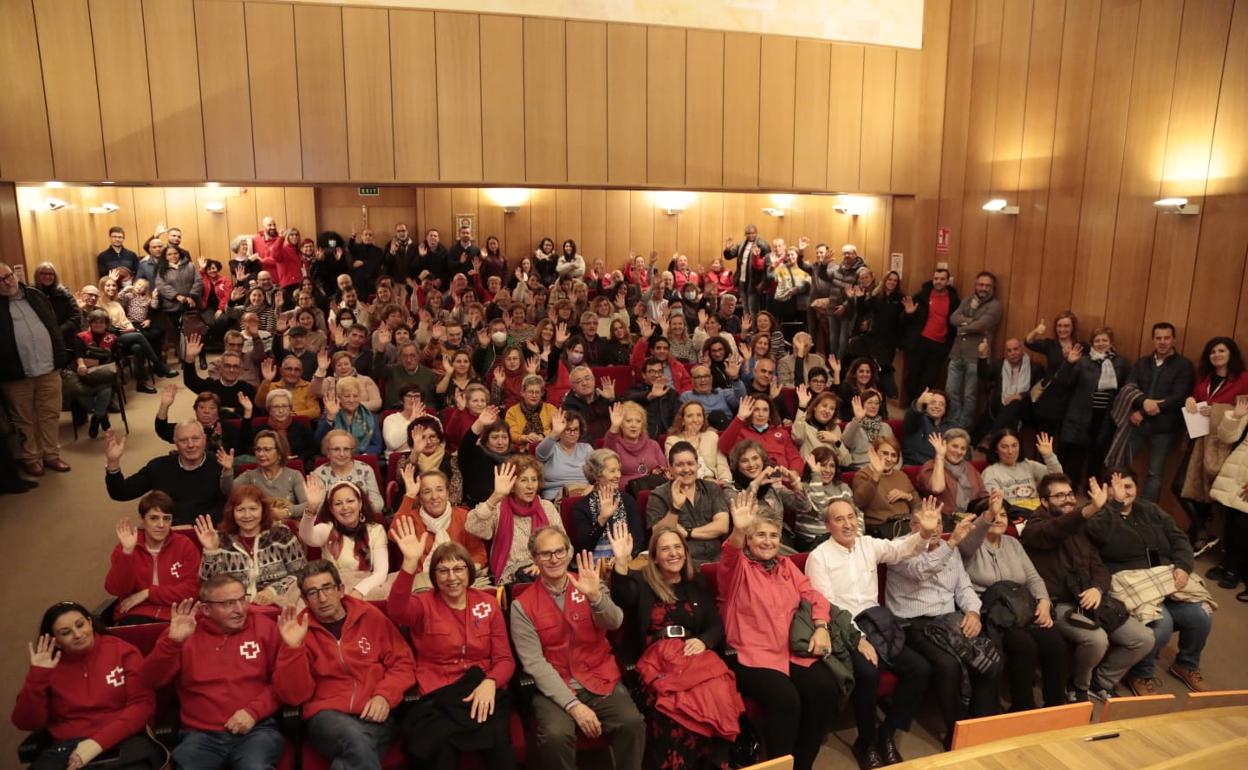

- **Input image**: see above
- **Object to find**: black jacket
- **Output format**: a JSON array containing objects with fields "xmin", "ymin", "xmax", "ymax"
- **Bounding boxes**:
[
  {"xmin": 1125, "ymin": 353, "xmax": 1195, "ymax": 436},
  {"xmin": 976, "ymin": 357, "xmax": 1047, "ymax": 420},
  {"xmin": 609, "ymin": 570, "xmax": 723, "ymax": 664},
  {"xmin": 903, "ymin": 281, "xmax": 960, "ymax": 349},
  {"xmin": 1058, "ymin": 352, "xmax": 1131, "ymax": 446},
  {"xmin": 96, "ymin": 247, "xmax": 139, "ymax": 278},
  {"xmin": 1084, "ymin": 499, "xmax": 1195, "ymax": 574},
  {"xmin": 571, "ymin": 492, "xmax": 645, "ymax": 558},
  {"xmin": 105, "ymin": 454, "xmax": 227, "ymax": 525},
  {"xmin": 457, "ymin": 430, "xmax": 503, "ymax": 507},
  {"xmin": 0, "ymin": 285, "xmax": 68, "ymax": 381},
  {"xmin": 37, "ymin": 280, "xmax": 83, "ymax": 345}
]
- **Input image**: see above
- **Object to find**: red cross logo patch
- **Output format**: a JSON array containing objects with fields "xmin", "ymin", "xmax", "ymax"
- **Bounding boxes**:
[
  {"xmin": 471, "ymin": 602, "xmax": 491, "ymax": 620},
  {"xmin": 357, "ymin": 636, "xmax": 372, "ymax": 655},
  {"xmin": 105, "ymin": 666, "xmax": 125, "ymax": 687},
  {"xmin": 170, "ymin": 561, "xmax": 182, "ymax": 579},
  {"xmin": 239, "ymin": 641, "xmax": 261, "ymax": 660},
  {"xmin": 571, "ymin": 590, "xmax": 586, "ymax": 604}
]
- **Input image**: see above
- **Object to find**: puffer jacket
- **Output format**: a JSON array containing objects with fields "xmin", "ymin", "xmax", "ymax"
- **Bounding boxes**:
[{"xmin": 1210, "ymin": 411, "xmax": 1248, "ymax": 514}]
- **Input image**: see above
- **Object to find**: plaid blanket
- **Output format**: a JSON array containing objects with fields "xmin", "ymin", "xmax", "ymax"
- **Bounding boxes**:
[{"xmin": 1110, "ymin": 566, "xmax": 1217, "ymax": 624}]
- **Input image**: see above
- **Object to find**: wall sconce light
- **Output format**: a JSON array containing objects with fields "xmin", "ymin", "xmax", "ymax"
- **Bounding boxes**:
[
  {"xmin": 655, "ymin": 191, "xmax": 694, "ymax": 215},
  {"xmin": 88, "ymin": 203, "xmax": 120, "ymax": 214},
  {"xmin": 762, "ymin": 207, "xmax": 786, "ymax": 218},
  {"xmin": 203, "ymin": 201, "xmax": 226, "ymax": 213},
  {"xmin": 1154, "ymin": 197, "xmax": 1200, "ymax": 215},
  {"xmin": 204, "ymin": 182, "xmax": 220, "ymax": 188},
  {"xmin": 44, "ymin": 181, "xmax": 65, "ymax": 189},
  {"xmin": 834, "ymin": 196, "xmax": 870, "ymax": 216},
  {"xmin": 34, "ymin": 198, "xmax": 68, "ymax": 211},
  {"xmin": 770, "ymin": 193, "xmax": 795, "ymax": 209},
  {"xmin": 487, "ymin": 188, "xmax": 528, "ymax": 214},
  {"xmin": 982, "ymin": 198, "xmax": 1019, "ymax": 215}
]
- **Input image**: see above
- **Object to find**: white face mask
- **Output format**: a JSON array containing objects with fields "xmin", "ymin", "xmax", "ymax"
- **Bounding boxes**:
[{"xmin": 491, "ymin": 331, "xmax": 508, "ymax": 346}]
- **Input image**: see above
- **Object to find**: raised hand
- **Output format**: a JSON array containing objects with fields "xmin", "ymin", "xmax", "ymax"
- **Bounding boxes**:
[
  {"xmin": 184, "ymin": 334, "xmax": 204, "ymax": 362},
  {"xmin": 637, "ymin": 317, "xmax": 654, "ymax": 338},
  {"xmin": 1032, "ymin": 319, "xmax": 1047, "ymax": 337},
  {"xmin": 1035, "ymin": 432, "xmax": 1054, "ymax": 457},
  {"xmin": 851, "ymin": 395, "xmax": 867, "ymax": 422},
  {"xmin": 493, "ymin": 366, "xmax": 507, "ymax": 387},
  {"xmin": 277, "ymin": 605, "xmax": 309, "ymax": 648},
  {"xmin": 323, "ymin": 388, "xmax": 340, "ymax": 419},
  {"xmin": 237, "ymin": 392, "xmax": 253, "ymax": 418},
  {"xmin": 988, "ymin": 488, "xmax": 1006, "ymax": 518},
  {"xmin": 261, "ymin": 358, "xmax": 277, "ymax": 382},
  {"xmin": 399, "ymin": 462, "xmax": 420, "ymax": 499},
  {"xmin": 928, "ymin": 432, "xmax": 947, "ymax": 459},
  {"xmin": 216, "ymin": 446, "xmax": 235, "ymax": 470},
  {"xmin": 567, "ymin": 551, "xmax": 602, "ymax": 603},
  {"xmin": 768, "ymin": 380, "xmax": 781, "ymax": 401},
  {"xmin": 316, "ymin": 347, "xmax": 331, "ymax": 372},
  {"xmin": 914, "ymin": 496, "xmax": 942, "ymax": 537},
  {"xmin": 599, "ymin": 376, "xmax": 615, "ymax": 401},
  {"xmin": 304, "ymin": 475, "xmax": 326, "ymax": 513},
  {"xmin": 948, "ymin": 515, "xmax": 976, "ymax": 546},
  {"xmin": 729, "ymin": 489, "xmax": 758, "ymax": 531},
  {"xmin": 741, "ymin": 313, "xmax": 753, "ymax": 333},
  {"xmin": 726, "ymin": 354, "xmax": 743, "ymax": 380},
  {"xmin": 524, "ymin": 356, "xmax": 540, "ymax": 376},
  {"xmin": 29, "ymin": 634, "xmax": 60, "ymax": 669},
  {"xmin": 374, "ymin": 326, "xmax": 392, "ymax": 352},
  {"xmin": 104, "ymin": 429, "xmax": 126, "ymax": 466},
  {"xmin": 168, "ymin": 599, "xmax": 199, "ymax": 642},
  {"xmin": 473, "ymin": 404, "xmax": 500, "ymax": 433},
  {"xmin": 550, "ymin": 409, "xmax": 567, "ymax": 437},
  {"xmin": 159, "ymin": 383, "xmax": 178, "ymax": 410},
  {"xmin": 607, "ymin": 520, "xmax": 632, "ymax": 563},
  {"xmin": 901, "ymin": 295, "xmax": 917, "ymax": 314},
  {"xmin": 1087, "ymin": 476, "xmax": 1108, "ymax": 510},
  {"xmin": 1234, "ymin": 395, "xmax": 1248, "ymax": 420},
  {"xmin": 737, "ymin": 395, "xmax": 755, "ymax": 422},
  {"xmin": 115, "ymin": 518, "xmax": 138, "ymax": 552},
  {"xmin": 1066, "ymin": 343, "xmax": 1084, "ymax": 364},
  {"xmin": 608, "ymin": 402, "xmax": 624, "ymax": 433},
  {"xmin": 390, "ymin": 515, "xmax": 428, "ymax": 571},
  {"xmin": 555, "ymin": 322, "xmax": 570, "ymax": 347},
  {"xmin": 492, "ymin": 463, "xmax": 518, "ymax": 500},
  {"xmin": 866, "ymin": 443, "xmax": 886, "ymax": 475},
  {"xmin": 796, "ymin": 384, "xmax": 811, "ymax": 409},
  {"xmin": 1108, "ymin": 472, "xmax": 1128, "ymax": 503},
  {"xmin": 193, "ymin": 514, "xmax": 221, "ymax": 550},
  {"xmin": 828, "ymin": 354, "xmax": 842, "ymax": 379}
]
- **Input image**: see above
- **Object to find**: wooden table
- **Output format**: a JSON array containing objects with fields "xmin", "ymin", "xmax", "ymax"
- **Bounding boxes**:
[{"xmin": 893, "ymin": 706, "xmax": 1248, "ymax": 770}]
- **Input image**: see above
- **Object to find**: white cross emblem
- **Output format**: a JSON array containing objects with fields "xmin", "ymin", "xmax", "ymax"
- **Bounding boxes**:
[
  {"xmin": 357, "ymin": 636, "xmax": 372, "ymax": 655},
  {"xmin": 105, "ymin": 666, "xmax": 125, "ymax": 687},
  {"xmin": 471, "ymin": 602, "xmax": 491, "ymax": 620},
  {"xmin": 571, "ymin": 590, "xmax": 586, "ymax": 604},
  {"xmin": 239, "ymin": 641, "xmax": 260, "ymax": 660},
  {"xmin": 170, "ymin": 561, "xmax": 182, "ymax": 579}
]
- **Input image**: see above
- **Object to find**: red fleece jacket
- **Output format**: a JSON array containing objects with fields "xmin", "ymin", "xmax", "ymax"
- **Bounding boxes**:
[{"xmin": 104, "ymin": 531, "xmax": 201, "ymax": 622}]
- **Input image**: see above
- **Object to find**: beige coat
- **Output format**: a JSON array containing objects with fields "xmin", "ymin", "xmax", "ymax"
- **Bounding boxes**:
[{"xmin": 1210, "ymin": 411, "xmax": 1248, "ymax": 514}]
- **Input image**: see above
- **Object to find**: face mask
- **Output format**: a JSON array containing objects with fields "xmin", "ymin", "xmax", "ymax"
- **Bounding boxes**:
[
  {"xmin": 491, "ymin": 332, "xmax": 508, "ymax": 346},
  {"xmin": 567, "ymin": 352, "xmax": 584, "ymax": 365},
  {"xmin": 684, "ymin": 291, "xmax": 697, "ymax": 301}
]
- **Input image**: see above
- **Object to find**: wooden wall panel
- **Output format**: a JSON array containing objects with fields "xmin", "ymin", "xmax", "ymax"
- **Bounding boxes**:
[
  {"xmin": 792, "ymin": 40, "xmax": 831, "ymax": 191},
  {"xmin": 194, "ymin": 0, "xmax": 255, "ymax": 180},
  {"xmin": 827, "ymin": 45, "xmax": 865, "ymax": 194},
  {"xmin": 859, "ymin": 46, "xmax": 897, "ymax": 194},
  {"xmin": 909, "ymin": 0, "xmax": 951, "ymax": 289},
  {"xmin": 646, "ymin": 26, "xmax": 686, "ymax": 187},
  {"xmin": 565, "ymin": 21, "xmax": 608, "ymax": 185},
  {"xmin": 33, "ymin": 0, "xmax": 106, "ymax": 181},
  {"xmin": 580, "ymin": 189, "xmax": 606, "ymax": 263},
  {"xmin": 342, "ymin": 8, "xmax": 395, "ymax": 181},
  {"xmin": 435, "ymin": 12, "xmax": 484, "ymax": 182},
  {"xmin": 935, "ymin": 0, "xmax": 974, "ymax": 268},
  {"xmin": 607, "ymin": 25, "xmax": 648, "ymax": 186},
  {"xmin": 555, "ymin": 189, "xmax": 582, "ymax": 252},
  {"xmin": 954, "ymin": 0, "xmax": 1001, "ymax": 281},
  {"xmin": 0, "ymin": 1, "xmax": 53, "ymax": 180},
  {"xmin": 684, "ymin": 30, "xmax": 724, "ymax": 188},
  {"xmin": 479, "ymin": 16, "xmax": 525, "ymax": 182},
  {"xmin": 89, "ymin": 0, "xmax": 157, "ymax": 181},
  {"xmin": 604, "ymin": 190, "xmax": 631, "ymax": 261},
  {"xmin": 143, "ymin": 0, "xmax": 206, "ymax": 181},
  {"xmin": 722, "ymin": 32, "xmax": 761, "ymax": 189},
  {"xmin": 294, "ymin": 5, "xmax": 348, "ymax": 180},
  {"xmin": 529, "ymin": 189, "xmax": 557, "ymax": 253},
  {"xmin": 1, "ymin": 183, "xmax": 30, "ymax": 271},
  {"xmin": 890, "ymin": 47, "xmax": 920, "ymax": 195},
  {"xmin": 523, "ymin": 18, "xmax": 568, "ymax": 183},
  {"xmin": 245, "ymin": 2, "xmax": 302, "ymax": 180},
  {"xmin": 758, "ymin": 37, "xmax": 796, "ymax": 189},
  {"xmin": 390, "ymin": 11, "xmax": 439, "ymax": 181}
]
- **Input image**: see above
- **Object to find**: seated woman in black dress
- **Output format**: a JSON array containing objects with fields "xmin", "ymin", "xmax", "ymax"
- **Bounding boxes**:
[{"xmin": 608, "ymin": 522, "xmax": 744, "ymax": 770}]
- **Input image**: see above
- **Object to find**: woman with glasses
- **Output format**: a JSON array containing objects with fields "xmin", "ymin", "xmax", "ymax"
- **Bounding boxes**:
[
  {"xmin": 308, "ymin": 429, "xmax": 384, "ymax": 514},
  {"xmin": 226, "ymin": 430, "xmax": 310, "ymax": 517},
  {"xmin": 195, "ymin": 484, "xmax": 307, "ymax": 606},
  {"xmin": 535, "ymin": 409, "xmax": 593, "ymax": 500},
  {"xmin": 262, "ymin": 388, "xmax": 317, "ymax": 467},
  {"xmin": 466, "ymin": 457, "xmax": 564, "ymax": 584},
  {"xmin": 301, "ymin": 478, "xmax": 390, "ymax": 599},
  {"xmin": 13, "ymin": 601, "xmax": 166, "ymax": 770},
  {"xmin": 386, "ymin": 527, "xmax": 516, "ymax": 768}
]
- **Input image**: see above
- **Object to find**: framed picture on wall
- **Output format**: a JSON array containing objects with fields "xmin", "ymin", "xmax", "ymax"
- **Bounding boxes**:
[{"xmin": 454, "ymin": 213, "xmax": 476, "ymax": 239}]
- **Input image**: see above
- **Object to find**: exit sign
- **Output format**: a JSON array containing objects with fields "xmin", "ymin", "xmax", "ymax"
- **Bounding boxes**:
[{"xmin": 358, "ymin": 186, "xmax": 379, "ymax": 196}]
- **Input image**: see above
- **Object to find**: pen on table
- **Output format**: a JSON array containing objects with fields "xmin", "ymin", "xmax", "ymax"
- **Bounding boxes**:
[{"xmin": 1084, "ymin": 732, "xmax": 1120, "ymax": 742}]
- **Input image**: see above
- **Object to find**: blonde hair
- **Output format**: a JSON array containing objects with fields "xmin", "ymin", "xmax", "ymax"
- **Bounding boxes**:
[
  {"xmin": 335, "ymin": 376, "xmax": 361, "ymax": 397},
  {"xmin": 640, "ymin": 526, "xmax": 694, "ymax": 604},
  {"xmin": 618, "ymin": 401, "xmax": 649, "ymax": 435}
]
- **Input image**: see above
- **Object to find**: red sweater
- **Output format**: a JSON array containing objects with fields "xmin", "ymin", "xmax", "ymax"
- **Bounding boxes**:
[
  {"xmin": 386, "ymin": 575, "xmax": 514, "ymax": 694},
  {"xmin": 718, "ymin": 417, "xmax": 805, "ymax": 475},
  {"xmin": 252, "ymin": 233, "xmax": 303, "ymax": 288},
  {"xmin": 138, "ymin": 610, "xmax": 283, "ymax": 731},
  {"xmin": 12, "ymin": 635, "xmax": 154, "ymax": 752},
  {"xmin": 1194, "ymin": 372, "xmax": 1248, "ymax": 405},
  {"xmin": 630, "ymin": 338, "xmax": 692, "ymax": 393},
  {"xmin": 272, "ymin": 597, "xmax": 416, "ymax": 718},
  {"xmin": 104, "ymin": 531, "xmax": 201, "ymax": 622}
]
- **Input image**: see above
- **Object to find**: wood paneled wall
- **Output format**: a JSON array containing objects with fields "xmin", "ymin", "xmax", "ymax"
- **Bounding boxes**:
[
  {"xmin": 16, "ymin": 186, "xmax": 316, "ymax": 293},
  {"xmin": 900, "ymin": 0, "xmax": 1248, "ymax": 360},
  {"xmin": 318, "ymin": 187, "xmax": 894, "ymax": 275},
  {"xmin": 0, "ymin": 0, "xmax": 919, "ymax": 194}
]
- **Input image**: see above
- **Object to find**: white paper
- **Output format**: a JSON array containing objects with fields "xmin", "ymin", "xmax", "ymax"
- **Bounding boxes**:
[{"xmin": 1184, "ymin": 402, "xmax": 1210, "ymax": 439}]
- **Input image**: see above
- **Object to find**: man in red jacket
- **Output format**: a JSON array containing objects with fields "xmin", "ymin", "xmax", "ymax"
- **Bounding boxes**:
[
  {"xmin": 139, "ymin": 575, "xmax": 286, "ymax": 768},
  {"xmin": 509, "ymin": 527, "xmax": 644, "ymax": 770},
  {"xmin": 104, "ymin": 491, "xmax": 201, "ymax": 623},
  {"xmin": 273, "ymin": 560, "xmax": 416, "ymax": 769}
]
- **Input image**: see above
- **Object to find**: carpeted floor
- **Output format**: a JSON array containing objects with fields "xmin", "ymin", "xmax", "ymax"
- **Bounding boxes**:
[{"xmin": 1, "ymin": 385, "xmax": 1245, "ymax": 767}]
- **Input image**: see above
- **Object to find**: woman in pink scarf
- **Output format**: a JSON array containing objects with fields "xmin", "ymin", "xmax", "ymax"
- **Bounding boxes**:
[
  {"xmin": 465, "ymin": 455, "xmax": 564, "ymax": 584},
  {"xmin": 603, "ymin": 402, "xmax": 668, "ymax": 493}
]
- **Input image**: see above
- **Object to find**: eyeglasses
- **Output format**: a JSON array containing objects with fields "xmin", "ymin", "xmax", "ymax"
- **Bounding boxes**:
[
  {"xmin": 203, "ymin": 596, "xmax": 247, "ymax": 609},
  {"xmin": 535, "ymin": 547, "xmax": 569, "ymax": 562},
  {"xmin": 302, "ymin": 584, "xmax": 341, "ymax": 599},
  {"xmin": 434, "ymin": 565, "xmax": 468, "ymax": 578},
  {"xmin": 1047, "ymin": 491, "xmax": 1077, "ymax": 501}
]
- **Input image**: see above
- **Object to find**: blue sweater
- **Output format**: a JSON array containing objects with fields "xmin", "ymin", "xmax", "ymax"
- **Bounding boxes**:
[
  {"xmin": 536, "ymin": 438, "xmax": 593, "ymax": 500},
  {"xmin": 680, "ymin": 380, "xmax": 746, "ymax": 419}
]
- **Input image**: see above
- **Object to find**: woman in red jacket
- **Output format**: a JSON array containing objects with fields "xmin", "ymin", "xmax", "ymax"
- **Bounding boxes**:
[
  {"xmin": 12, "ymin": 601, "xmax": 165, "ymax": 770},
  {"xmin": 718, "ymin": 395, "xmax": 805, "ymax": 476},
  {"xmin": 718, "ymin": 492, "xmax": 840, "ymax": 770},
  {"xmin": 387, "ymin": 519, "xmax": 516, "ymax": 769},
  {"xmin": 104, "ymin": 490, "xmax": 201, "ymax": 623}
]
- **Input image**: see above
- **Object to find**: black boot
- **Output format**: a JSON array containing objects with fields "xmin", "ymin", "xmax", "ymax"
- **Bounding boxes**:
[
  {"xmin": 88, "ymin": 415, "xmax": 101, "ymax": 439},
  {"xmin": 878, "ymin": 728, "xmax": 904, "ymax": 765},
  {"xmin": 853, "ymin": 739, "xmax": 884, "ymax": 769},
  {"xmin": 135, "ymin": 358, "xmax": 156, "ymax": 393}
]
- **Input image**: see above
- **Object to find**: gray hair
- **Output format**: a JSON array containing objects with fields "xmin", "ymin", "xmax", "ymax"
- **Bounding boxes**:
[
  {"xmin": 199, "ymin": 573, "xmax": 246, "ymax": 601},
  {"xmin": 521, "ymin": 374, "xmax": 546, "ymax": 390},
  {"xmin": 527, "ymin": 525, "xmax": 571, "ymax": 557},
  {"xmin": 264, "ymin": 387, "xmax": 292, "ymax": 411},
  {"xmin": 582, "ymin": 448, "xmax": 620, "ymax": 484},
  {"xmin": 174, "ymin": 419, "xmax": 206, "ymax": 437},
  {"xmin": 230, "ymin": 235, "xmax": 250, "ymax": 255},
  {"xmin": 942, "ymin": 427, "xmax": 972, "ymax": 445}
]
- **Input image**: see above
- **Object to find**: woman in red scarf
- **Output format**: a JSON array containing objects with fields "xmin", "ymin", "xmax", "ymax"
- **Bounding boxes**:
[
  {"xmin": 490, "ymin": 346, "xmax": 528, "ymax": 410},
  {"xmin": 300, "ymin": 479, "xmax": 389, "ymax": 599},
  {"xmin": 465, "ymin": 456, "xmax": 564, "ymax": 584}
]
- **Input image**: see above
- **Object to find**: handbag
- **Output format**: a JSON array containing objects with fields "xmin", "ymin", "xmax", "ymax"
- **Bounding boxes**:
[
  {"xmin": 81, "ymin": 363, "xmax": 118, "ymax": 387},
  {"xmin": 1029, "ymin": 377, "xmax": 1051, "ymax": 403}
]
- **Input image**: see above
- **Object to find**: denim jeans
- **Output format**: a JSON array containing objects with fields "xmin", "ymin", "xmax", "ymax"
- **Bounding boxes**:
[
  {"xmin": 171, "ymin": 718, "xmax": 285, "ymax": 770},
  {"xmin": 306, "ymin": 709, "xmax": 394, "ymax": 770},
  {"xmin": 1127, "ymin": 431, "xmax": 1176, "ymax": 503},
  {"xmin": 1130, "ymin": 599, "xmax": 1213, "ymax": 678},
  {"xmin": 944, "ymin": 357, "xmax": 978, "ymax": 429}
]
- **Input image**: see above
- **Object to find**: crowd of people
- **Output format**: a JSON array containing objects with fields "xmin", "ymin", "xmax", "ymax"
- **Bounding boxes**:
[{"xmin": 4, "ymin": 218, "xmax": 1248, "ymax": 770}]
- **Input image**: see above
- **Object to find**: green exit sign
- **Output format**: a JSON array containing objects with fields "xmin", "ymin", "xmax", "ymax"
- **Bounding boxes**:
[{"xmin": 358, "ymin": 186, "xmax": 379, "ymax": 196}]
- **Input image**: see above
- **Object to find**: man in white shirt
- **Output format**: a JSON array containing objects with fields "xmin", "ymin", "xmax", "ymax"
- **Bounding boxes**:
[{"xmin": 805, "ymin": 499, "xmax": 939, "ymax": 769}]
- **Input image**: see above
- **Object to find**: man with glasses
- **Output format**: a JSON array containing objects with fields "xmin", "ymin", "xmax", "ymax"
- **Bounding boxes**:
[
  {"xmin": 182, "ymin": 335, "xmax": 257, "ymax": 419},
  {"xmin": 561, "ymin": 365, "xmax": 617, "ymax": 442},
  {"xmin": 139, "ymin": 575, "xmax": 287, "ymax": 769},
  {"xmin": 256, "ymin": 355, "xmax": 321, "ymax": 420},
  {"xmin": 0, "ymin": 262, "xmax": 71, "ymax": 476},
  {"xmin": 681, "ymin": 361, "xmax": 745, "ymax": 431},
  {"xmin": 624, "ymin": 357, "xmax": 680, "ymax": 437},
  {"xmin": 510, "ymin": 527, "xmax": 644, "ymax": 770},
  {"xmin": 374, "ymin": 339, "xmax": 435, "ymax": 410},
  {"xmin": 274, "ymin": 561, "xmax": 416, "ymax": 770},
  {"xmin": 1020, "ymin": 474, "xmax": 1153, "ymax": 702}
]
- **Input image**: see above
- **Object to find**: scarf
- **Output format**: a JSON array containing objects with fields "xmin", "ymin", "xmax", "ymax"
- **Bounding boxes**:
[
  {"xmin": 417, "ymin": 445, "xmax": 446, "ymax": 473},
  {"xmin": 491, "ymin": 495, "xmax": 549, "ymax": 580},
  {"xmin": 1000, "ymin": 356, "xmax": 1031, "ymax": 403},
  {"xmin": 419, "ymin": 504, "xmax": 454, "ymax": 573},
  {"xmin": 334, "ymin": 407, "xmax": 376, "ymax": 450},
  {"xmin": 859, "ymin": 415, "xmax": 884, "ymax": 442},
  {"xmin": 944, "ymin": 460, "xmax": 975, "ymax": 512},
  {"xmin": 520, "ymin": 401, "xmax": 546, "ymax": 437},
  {"xmin": 587, "ymin": 488, "xmax": 627, "ymax": 559},
  {"xmin": 1089, "ymin": 348, "xmax": 1119, "ymax": 391}
]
